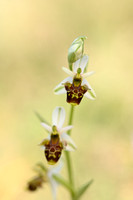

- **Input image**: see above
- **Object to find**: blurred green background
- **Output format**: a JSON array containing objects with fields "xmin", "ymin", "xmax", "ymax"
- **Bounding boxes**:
[{"xmin": 0, "ymin": 0, "xmax": 133, "ymax": 199}]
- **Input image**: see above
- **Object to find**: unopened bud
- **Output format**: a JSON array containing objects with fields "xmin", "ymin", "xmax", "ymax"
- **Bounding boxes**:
[{"xmin": 68, "ymin": 36, "xmax": 87, "ymax": 70}]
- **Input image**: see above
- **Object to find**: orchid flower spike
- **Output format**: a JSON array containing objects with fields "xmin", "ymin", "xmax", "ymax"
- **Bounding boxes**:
[
  {"xmin": 39, "ymin": 107, "xmax": 76, "ymax": 165},
  {"xmin": 54, "ymin": 55, "xmax": 96, "ymax": 105}
]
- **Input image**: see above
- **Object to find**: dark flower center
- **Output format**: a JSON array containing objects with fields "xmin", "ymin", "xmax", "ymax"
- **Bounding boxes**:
[
  {"xmin": 64, "ymin": 75, "xmax": 88, "ymax": 105},
  {"xmin": 44, "ymin": 132, "xmax": 63, "ymax": 165}
]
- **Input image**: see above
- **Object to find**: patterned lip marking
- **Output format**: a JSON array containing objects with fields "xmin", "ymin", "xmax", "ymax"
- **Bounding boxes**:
[
  {"xmin": 44, "ymin": 133, "xmax": 63, "ymax": 165},
  {"xmin": 65, "ymin": 80, "xmax": 88, "ymax": 105}
]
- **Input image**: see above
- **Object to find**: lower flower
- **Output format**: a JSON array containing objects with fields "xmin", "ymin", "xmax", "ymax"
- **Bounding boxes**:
[
  {"xmin": 27, "ymin": 162, "xmax": 63, "ymax": 200},
  {"xmin": 39, "ymin": 107, "xmax": 76, "ymax": 165}
]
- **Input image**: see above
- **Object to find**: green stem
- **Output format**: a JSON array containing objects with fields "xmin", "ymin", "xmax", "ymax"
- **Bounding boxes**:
[
  {"xmin": 65, "ymin": 105, "xmax": 75, "ymax": 199},
  {"xmin": 53, "ymin": 174, "xmax": 75, "ymax": 195},
  {"xmin": 67, "ymin": 105, "xmax": 75, "ymax": 136}
]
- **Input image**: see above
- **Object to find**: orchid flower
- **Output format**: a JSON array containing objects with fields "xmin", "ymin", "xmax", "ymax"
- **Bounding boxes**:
[
  {"xmin": 27, "ymin": 162, "xmax": 63, "ymax": 200},
  {"xmin": 39, "ymin": 106, "xmax": 76, "ymax": 165},
  {"xmin": 54, "ymin": 55, "xmax": 96, "ymax": 105}
]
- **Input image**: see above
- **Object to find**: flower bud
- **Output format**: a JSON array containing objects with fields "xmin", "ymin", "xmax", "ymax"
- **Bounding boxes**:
[{"xmin": 68, "ymin": 36, "xmax": 87, "ymax": 70}]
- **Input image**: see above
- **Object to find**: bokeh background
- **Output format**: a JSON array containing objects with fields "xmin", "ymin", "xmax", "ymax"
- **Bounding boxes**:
[{"xmin": 0, "ymin": 0, "xmax": 133, "ymax": 199}]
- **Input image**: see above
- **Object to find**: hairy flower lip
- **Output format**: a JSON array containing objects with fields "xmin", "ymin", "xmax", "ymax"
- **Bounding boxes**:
[{"xmin": 64, "ymin": 81, "xmax": 89, "ymax": 105}]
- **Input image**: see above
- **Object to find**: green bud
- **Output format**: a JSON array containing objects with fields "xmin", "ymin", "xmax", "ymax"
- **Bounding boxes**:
[{"xmin": 68, "ymin": 36, "xmax": 87, "ymax": 70}]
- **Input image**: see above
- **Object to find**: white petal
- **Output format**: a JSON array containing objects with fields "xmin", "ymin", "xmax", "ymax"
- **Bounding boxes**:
[
  {"xmin": 82, "ymin": 71, "xmax": 95, "ymax": 78},
  {"xmin": 61, "ymin": 132, "xmax": 77, "ymax": 151},
  {"xmin": 62, "ymin": 67, "xmax": 74, "ymax": 76},
  {"xmin": 64, "ymin": 145, "xmax": 76, "ymax": 151},
  {"xmin": 84, "ymin": 91, "xmax": 95, "ymax": 100},
  {"xmin": 73, "ymin": 55, "xmax": 89, "ymax": 74},
  {"xmin": 41, "ymin": 122, "xmax": 52, "ymax": 133},
  {"xmin": 54, "ymin": 77, "xmax": 73, "ymax": 94},
  {"xmin": 39, "ymin": 144, "xmax": 46, "ymax": 150},
  {"xmin": 48, "ymin": 171, "xmax": 57, "ymax": 200},
  {"xmin": 47, "ymin": 162, "xmax": 63, "ymax": 200},
  {"xmin": 51, "ymin": 183, "xmax": 57, "ymax": 200},
  {"xmin": 82, "ymin": 78, "xmax": 96, "ymax": 99},
  {"xmin": 49, "ymin": 161, "xmax": 63, "ymax": 174},
  {"xmin": 60, "ymin": 125, "xmax": 73, "ymax": 134},
  {"xmin": 73, "ymin": 59, "xmax": 80, "ymax": 73},
  {"xmin": 52, "ymin": 107, "xmax": 66, "ymax": 129}
]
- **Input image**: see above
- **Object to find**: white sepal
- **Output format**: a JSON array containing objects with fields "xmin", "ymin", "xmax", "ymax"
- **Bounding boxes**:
[
  {"xmin": 61, "ymin": 132, "xmax": 77, "ymax": 151},
  {"xmin": 84, "ymin": 91, "xmax": 95, "ymax": 100},
  {"xmin": 73, "ymin": 55, "xmax": 89, "ymax": 74},
  {"xmin": 47, "ymin": 161, "xmax": 63, "ymax": 200},
  {"xmin": 60, "ymin": 125, "xmax": 73, "ymax": 134},
  {"xmin": 62, "ymin": 67, "xmax": 74, "ymax": 76},
  {"xmin": 82, "ymin": 78, "xmax": 96, "ymax": 98},
  {"xmin": 82, "ymin": 71, "xmax": 95, "ymax": 78},
  {"xmin": 64, "ymin": 145, "xmax": 76, "ymax": 151},
  {"xmin": 41, "ymin": 122, "xmax": 52, "ymax": 133},
  {"xmin": 52, "ymin": 107, "xmax": 66, "ymax": 130},
  {"xmin": 39, "ymin": 145, "xmax": 46, "ymax": 150},
  {"xmin": 48, "ymin": 170, "xmax": 58, "ymax": 200},
  {"xmin": 54, "ymin": 77, "xmax": 73, "ymax": 94}
]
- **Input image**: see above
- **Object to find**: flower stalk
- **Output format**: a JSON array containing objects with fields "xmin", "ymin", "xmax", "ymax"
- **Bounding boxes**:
[
  {"xmin": 68, "ymin": 105, "xmax": 75, "ymax": 136},
  {"xmin": 65, "ymin": 105, "xmax": 75, "ymax": 199}
]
